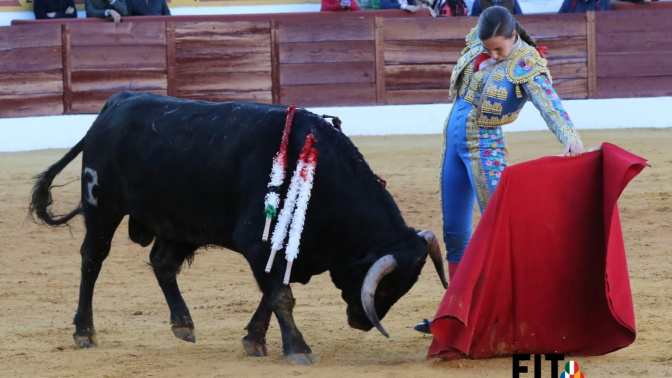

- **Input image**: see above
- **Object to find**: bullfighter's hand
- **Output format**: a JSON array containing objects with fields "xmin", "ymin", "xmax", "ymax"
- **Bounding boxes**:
[{"xmin": 563, "ymin": 142, "xmax": 584, "ymax": 157}]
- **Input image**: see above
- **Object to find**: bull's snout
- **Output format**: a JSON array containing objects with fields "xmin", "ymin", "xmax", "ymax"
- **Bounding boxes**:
[{"xmin": 346, "ymin": 306, "xmax": 374, "ymax": 331}]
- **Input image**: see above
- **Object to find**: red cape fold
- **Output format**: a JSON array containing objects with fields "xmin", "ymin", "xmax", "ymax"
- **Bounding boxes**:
[{"xmin": 428, "ymin": 143, "xmax": 648, "ymax": 360}]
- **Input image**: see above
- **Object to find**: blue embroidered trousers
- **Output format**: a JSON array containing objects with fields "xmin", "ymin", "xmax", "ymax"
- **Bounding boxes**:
[{"xmin": 441, "ymin": 96, "xmax": 508, "ymax": 263}]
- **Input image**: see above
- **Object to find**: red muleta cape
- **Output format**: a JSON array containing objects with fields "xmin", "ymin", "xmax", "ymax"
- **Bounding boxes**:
[{"xmin": 428, "ymin": 143, "xmax": 648, "ymax": 360}]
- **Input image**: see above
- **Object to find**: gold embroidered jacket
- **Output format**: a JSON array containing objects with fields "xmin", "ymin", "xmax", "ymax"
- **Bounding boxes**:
[{"xmin": 449, "ymin": 28, "xmax": 582, "ymax": 146}]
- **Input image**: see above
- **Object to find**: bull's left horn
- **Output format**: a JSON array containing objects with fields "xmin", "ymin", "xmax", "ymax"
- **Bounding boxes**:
[
  {"xmin": 361, "ymin": 254, "xmax": 397, "ymax": 338},
  {"xmin": 418, "ymin": 230, "xmax": 448, "ymax": 289}
]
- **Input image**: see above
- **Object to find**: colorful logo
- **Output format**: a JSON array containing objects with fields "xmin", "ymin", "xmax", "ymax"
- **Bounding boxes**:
[{"xmin": 560, "ymin": 361, "xmax": 585, "ymax": 378}]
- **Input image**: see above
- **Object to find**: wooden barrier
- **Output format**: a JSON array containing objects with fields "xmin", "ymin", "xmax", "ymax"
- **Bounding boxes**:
[
  {"xmin": 67, "ymin": 22, "xmax": 168, "ymax": 113},
  {"xmin": 171, "ymin": 21, "xmax": 273, "ymax": 103},
  {"xmin": 0, "ymin": 23, "xmax": 64, "ymax": 117},
  {"xmin": 594, "ymin": 9, "xmax": 672, "ymax": 98},
  {"xmin": 1, "ymin": 9, "xmax": 671, "ymax": 118},
  {"xmin": 277, "ymin": 17, "xmax": 377, "ymax": 106}
]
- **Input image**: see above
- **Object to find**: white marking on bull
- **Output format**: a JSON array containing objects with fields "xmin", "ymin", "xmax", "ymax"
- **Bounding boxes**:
[{"xmin": 83, "ymin": 167, "xmax": 99, "ymax": 206}]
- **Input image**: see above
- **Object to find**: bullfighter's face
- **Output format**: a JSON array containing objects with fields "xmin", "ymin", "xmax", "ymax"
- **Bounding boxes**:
[{"xmin": 482, "ymin": 30, "xmax": 517, "ymax": 62}]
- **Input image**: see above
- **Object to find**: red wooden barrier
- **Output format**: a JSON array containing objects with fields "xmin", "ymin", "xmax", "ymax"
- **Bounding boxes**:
[{"xmin": 1, "ymin": 8, "xmax": 671, "ymax": 118}]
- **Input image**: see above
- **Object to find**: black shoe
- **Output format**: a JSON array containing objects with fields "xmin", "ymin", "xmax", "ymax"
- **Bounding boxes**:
[{"xmin": 414, "ymin": 318, "xmax": 432, "ymax": 334}]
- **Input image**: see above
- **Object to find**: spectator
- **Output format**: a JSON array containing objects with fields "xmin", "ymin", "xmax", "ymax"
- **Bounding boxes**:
[
  {"xmin": 321, "ymin": 0, "xmax": 361, "ymax": 11},
  {"xmin": 127, "ymin": 0, "xmax": 171, "ymax": 15},
  {"xmin": 431, "ymin": 0, "xmax": 469, "ymax": 16},
  {"xmin": 559, "ymin": 0, "xmax": 611, "ymax": 12},
  {"xmin": 470, "ymin": 0, "xmax": 522, "ymax": 15},
  {"xmin": 85, "ymin": 0, "xmax": 129, "ymax": 23},
  {"xmin": 33, "ymin": 0, "xmax": 77, "ymax": 19},
  {"xmin": 381, "ymin": 0, "xmax": 420, "ymax": 12}
]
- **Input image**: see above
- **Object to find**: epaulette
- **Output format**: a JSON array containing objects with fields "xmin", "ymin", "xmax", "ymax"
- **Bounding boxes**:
[
  {"xmin": 451, "ymin": 41, "xmax": 484, "ymax": 97},
  {"xmin": 506, "ymin": 45, "xmax": 552, "ymax": 84},
  {"xmin": 461, "ymin": 27, "xmax": 480, "ymax": 54}
]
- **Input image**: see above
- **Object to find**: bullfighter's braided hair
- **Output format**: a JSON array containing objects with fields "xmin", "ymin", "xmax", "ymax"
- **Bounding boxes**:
[{"xmin": 477, "ymin": 5, "xmax": 537, "ymax": 48}]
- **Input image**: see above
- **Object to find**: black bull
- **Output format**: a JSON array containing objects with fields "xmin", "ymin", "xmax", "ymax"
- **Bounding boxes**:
[{"xmin": 30, "ymin": 91, "xmax": 447, "ymax": 364}]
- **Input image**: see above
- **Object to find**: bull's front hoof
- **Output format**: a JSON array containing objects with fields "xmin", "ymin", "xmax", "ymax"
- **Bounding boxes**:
[
  {"xmin": 171, "ymin": 326, "xmax": 196, "ymax": 343},
  {"xmin": 73, "ymin": 332, "xmax": 98, "ymax": 348},
  {"xmin": 285, "ymin": 353, "xmax": 315, "ymax": 365},
  {"xmin": 242, "ymin": 337, "xmax": 268, "ymax": 357}
]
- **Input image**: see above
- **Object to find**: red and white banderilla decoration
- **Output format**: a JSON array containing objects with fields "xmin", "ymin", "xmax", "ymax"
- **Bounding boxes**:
[
  {"xmin": 265, "ymin": 133, "xmax": 318, "ymax": 285},
  {"xmin": 262, "ymin": 104, "xmax": 296, "ymax": 241}
]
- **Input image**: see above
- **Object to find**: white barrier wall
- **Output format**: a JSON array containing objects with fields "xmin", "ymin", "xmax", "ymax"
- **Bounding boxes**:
[{"xmin": 1, "ymin": 97, "xmax": 670, "ymax": 152}]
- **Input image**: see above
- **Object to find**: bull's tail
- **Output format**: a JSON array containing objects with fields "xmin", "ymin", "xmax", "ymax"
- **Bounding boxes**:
[{"xmin": 29, "ymin": 139, "xmax": 85, "ymax": 226}]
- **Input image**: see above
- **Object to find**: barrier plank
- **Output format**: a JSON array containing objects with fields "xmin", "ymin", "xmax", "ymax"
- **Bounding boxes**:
[
  {"xmin": 383, "ymin": 18, "xmax": 476, "ymax": 41},
  {"xmin": 384, "ymin": 89, "xmax": 451, "ymax": 105},
  {"xmin": 0, "ymin": 71, "xmax": 63, "ymax": 96},
  {"xmin": 596, "ymin": 31, "xmax": 672, "ymax": 54},
  {"xmin": 0, "ymin": 46, "xmax": 62, "ymax": 73},
  {"xmin": 280, "ymin": 62, "xmax": 376, "ymax": 85},
  {"xmin": 166, "ymin": 22, "xmax": 176, "ymax": 97},
  {"xmin": 550, "ymin": 78, "xmax": 588, "ymax": 100},
  {"xmin": 586, "ymin": 11, "xmax": 596, "ymax": 98},
  {"xmin": 595, "ymin": 9, "xmax": 672, "ymax": 33},
  {"xmin": 596, "ymin": 52, "xmax": 672, "ymax": 78},
  {"xmin": 596, "ymin": 76, "xmax": 672, "ymax": 98},
  {"xmin": 70, "ymin": 45, "xmax": 167, "ymax": 70},
  {"xmin": 174, "ymin": 21, "xmax": 270, "ymax": 40},
  {"xmin": 279, "ymin": 40, "xmax": 375, "ymax": 64},
  {"xmin": 271, "ymin": 19, "xmax": 280, "ymax": 104},
  {"xmin": 70, "ymin": 70, "xmax": 167, "ymax": 92},
  {"xmin": 517, "ymin": 13, "xmax": 587, "ymax": 38},
  {"xmin": 0, "ymin": 23, "xmax": 61, "ymax": 49},
  {"xmin": 281, "ymin": 83, "xmax": 376, "ymax": 107},
  {"xmin": 62, "ymin": 23, "xmax": 72, "ymax": 114},
  {"xmin": 71, "ymin": 89, "xmax": 167, "ymax": 113},
  {"xmin": 174, "ymin": 71, "xmax": 271, "ymax": 91},
  {"xmin": 276, "ymin": 17, "xmax": 375, "ymax": 43},
  {"xmin": 547, "ymin": 58, "xmax": 587, "ymax": 80},
  {"xmin": 69, "ymin": 22, "xmax": 167, "ymax": 46},
  {"xmin": 375, "ymin": 17, "xmax": 385, "ymax": 104},
  {"xmin": 175, "ymin": 53, "xmax": 271, "ymax": 73},
  {"xmin": 176, "ymin": 37, "xmax": 271, "ymax": 55},
  {"xmin": 384, "ymin": 40, "xmax": 463, "ymax": 65},
  {"xmin": 536, "ymin": 37, "xmax": 587, "ymax": 59},
  {"xmin": 0, "ymin": 94, "xmax": 63, "ymax": 118},
  {"xmin": 384, "ymin": 64, "xmax": 451, "ymax": 91},
  {"xmin": 175, "ymin": 90, "xmax": 273, "ymax": 104}
]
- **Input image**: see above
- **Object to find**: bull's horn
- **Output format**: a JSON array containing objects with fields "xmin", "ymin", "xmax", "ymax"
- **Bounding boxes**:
[
  {"xmin": 360, "ymin": 254, "xmax": 397, "ymax": 338},
  {"xmin": 418, "ymin": 230, "xmax": 448, "ymax": 289}
]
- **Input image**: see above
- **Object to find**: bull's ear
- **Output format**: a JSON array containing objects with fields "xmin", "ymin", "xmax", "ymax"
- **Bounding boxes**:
[
  {"xmin": 352, "ymin": 253, "xmax": 378, "ymax": 269},
  {"xmin": 418, "ymin": 230, "xmax": 448, "ymax": 289}
]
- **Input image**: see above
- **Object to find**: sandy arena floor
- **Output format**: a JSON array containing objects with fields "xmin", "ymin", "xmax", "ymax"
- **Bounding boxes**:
[{"xmin": 1, "ymin": 128, "xmax": 670, "ymax": 377}]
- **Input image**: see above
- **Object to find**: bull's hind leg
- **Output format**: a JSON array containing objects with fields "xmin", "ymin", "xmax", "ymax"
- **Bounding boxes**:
[
  {"xmin": 73, "ymin": 213, "xmax": 123, "ymax": 348},
  {"xmin": 150, "ymin": 238, "xmax": 198, "ymax": 343},
  {"xmin": 242, "ymin": 293, "xmax": 273, "ymax": 356}
]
